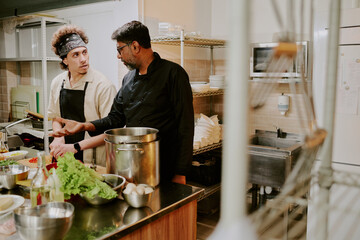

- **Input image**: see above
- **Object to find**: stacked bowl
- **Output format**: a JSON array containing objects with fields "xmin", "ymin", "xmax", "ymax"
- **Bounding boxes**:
[{"xmin": 209, "ymin": 75, "xmax": 225, "ymax": 89}]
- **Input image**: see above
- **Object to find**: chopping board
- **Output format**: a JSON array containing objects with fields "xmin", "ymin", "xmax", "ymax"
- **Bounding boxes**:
[
  {"xmin": 17, "ymin": 157, "xmax": 107, "ymax": 174},
  {"xmin": 17, "ymin": 155, "xmax": 52, "ymax": 168},
  {"xmin": 18, "ymin": 156, "xmax": 53, "ymax": 169}
]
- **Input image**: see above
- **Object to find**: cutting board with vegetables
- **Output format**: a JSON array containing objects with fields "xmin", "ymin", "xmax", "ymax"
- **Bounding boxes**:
[
  {"xmin": 18, "ymin": 157, "xmax": 107, "ymax": 174},
  {"xmin": 17, "ymin": 156, "xmax": 52, "ymax": 169}
]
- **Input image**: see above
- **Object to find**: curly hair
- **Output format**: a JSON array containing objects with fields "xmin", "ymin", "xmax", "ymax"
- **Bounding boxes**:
[{"xmin": 51, "ymin": 25, "xmax": 88, "ymax": 69}]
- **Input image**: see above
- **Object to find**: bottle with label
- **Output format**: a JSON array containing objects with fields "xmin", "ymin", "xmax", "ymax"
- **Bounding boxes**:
[{"xmin": 30, "ymin": 152, "xmax": 51, "ymax": 207}]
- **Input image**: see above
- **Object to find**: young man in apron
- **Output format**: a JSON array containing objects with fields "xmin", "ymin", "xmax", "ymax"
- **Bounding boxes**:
[{"xmin": 48, "ymin": 25, "xmax": 116, "ymax": 164}]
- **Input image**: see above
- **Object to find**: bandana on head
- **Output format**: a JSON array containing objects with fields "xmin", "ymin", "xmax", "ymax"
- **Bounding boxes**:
[{"xmin": 58, "ymin": 33, "xmax": 86, "ymax": 57}]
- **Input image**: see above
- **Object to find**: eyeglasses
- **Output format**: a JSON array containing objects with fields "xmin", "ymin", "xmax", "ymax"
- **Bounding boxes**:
[{"xmin": 116, "ymin": 43, "xmax": 131, "ymax": 54}]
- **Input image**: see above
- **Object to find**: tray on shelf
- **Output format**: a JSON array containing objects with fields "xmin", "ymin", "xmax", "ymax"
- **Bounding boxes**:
[
  {"xmin": 152, "ymin": 36, "xmax": 226, "ymax": 48},
  {"xmin": 193, "ymin": 89, "xmax": 224, "ymax": 97},
  {"xmin": 193, "ymin": 142, "xmax": 222, "ymax": 155}
]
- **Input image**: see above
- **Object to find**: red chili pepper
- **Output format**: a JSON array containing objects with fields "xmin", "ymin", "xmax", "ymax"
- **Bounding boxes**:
[
  {"xmin": 37, "ymin": 193, "xmax": 42, "ymax": 205},
  {"xmin": 29, "ymin": 157, "xmax": 38, "ymax": 163}
]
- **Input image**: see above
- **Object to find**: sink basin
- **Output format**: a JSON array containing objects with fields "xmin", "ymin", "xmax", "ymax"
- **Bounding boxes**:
[{"xmin": 248, "ymin": 130, "xmax": 303, "ymax": 188}]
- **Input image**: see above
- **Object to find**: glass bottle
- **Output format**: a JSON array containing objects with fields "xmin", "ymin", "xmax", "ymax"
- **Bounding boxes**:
[
  {"xmin": 30, "ymin": 152, "xmax": 51, "ymax": 207},
  {"xmin": 48, "ymin": 169, "xmax": 64, "ymax": 202},
  {"xmin": 0, "ymin": 131, "xmax": 9, "ymax": 153}
]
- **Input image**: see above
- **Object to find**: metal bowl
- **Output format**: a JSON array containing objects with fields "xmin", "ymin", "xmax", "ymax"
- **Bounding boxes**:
[
  {"xmin": 0, "ymin": 164, "xmax": 29, "ymax": 189},
  {"xmin": 80, "ymin": 174, "xmax": 126, "ymax": 206},
  {"xmin": 14, "ymin": 202, "xmax": 74, "ymax": 240},
  {"xmin": 123, "ymin": 184, "xmax": 154, "ymax": 208}
]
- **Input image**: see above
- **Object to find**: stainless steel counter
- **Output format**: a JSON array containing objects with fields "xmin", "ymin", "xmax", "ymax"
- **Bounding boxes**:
[{"xmin": 1, "ymin": 182, "xmax": 204, "ymax": 240}]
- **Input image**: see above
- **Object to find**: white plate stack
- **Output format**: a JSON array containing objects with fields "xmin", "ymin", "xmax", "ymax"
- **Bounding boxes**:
[
  {"xmin": 193, "ymin": 114, "xmax": 222, "ymax": 150},
  {"xmin": 209, "ymin": 75, "xmax": 225, "ymax": 89}
]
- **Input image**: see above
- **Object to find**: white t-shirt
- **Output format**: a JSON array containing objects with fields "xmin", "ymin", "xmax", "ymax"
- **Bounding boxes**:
[{"xmin": 48, "ymin": 68, "xmax": 117, "ymax": 166}]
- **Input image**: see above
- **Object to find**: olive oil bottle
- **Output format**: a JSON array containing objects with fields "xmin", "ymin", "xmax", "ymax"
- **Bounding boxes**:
[{"xmin": 30, "ymin": 152, "xmax": 51, "ymax": 207}]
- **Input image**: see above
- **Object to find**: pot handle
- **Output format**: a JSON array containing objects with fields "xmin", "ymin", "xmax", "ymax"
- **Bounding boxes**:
[{"xmin": 116, "ymin": 147, "xmax": 144, "ymax": 154}]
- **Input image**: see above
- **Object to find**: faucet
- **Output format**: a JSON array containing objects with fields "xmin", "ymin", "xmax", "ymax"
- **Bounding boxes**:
[{"xmin": 2, "ymin": 118, "xmax": 31, "ymax": 149}]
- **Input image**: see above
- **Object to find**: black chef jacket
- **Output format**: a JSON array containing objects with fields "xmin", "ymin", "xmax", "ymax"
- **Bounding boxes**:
[{"xmin": 91, "ymin": 52, "xmax": 194, "ymax": 182}]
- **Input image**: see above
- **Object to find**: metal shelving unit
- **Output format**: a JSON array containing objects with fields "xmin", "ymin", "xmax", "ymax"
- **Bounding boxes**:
[
  {"xmin": 153, "ymin": 35, "xmax": 225, "ymax": 201},
  {"xmin": 152, "ymin": 33, "xmax": 226, "ymax": 74},
  {"xmin": 0, "ymin": 16, "xmax": 68, "ymax": 155}
]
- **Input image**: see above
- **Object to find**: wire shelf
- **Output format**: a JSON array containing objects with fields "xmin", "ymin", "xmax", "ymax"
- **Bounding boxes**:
[
  {"xmin": 193, "ymin": 89, "xmax": 224, "ymax": 97},
  {"xmin": 152, "ymin": 36, "xmax": 226, "ymax": 48},
  {"xmin": 187, "ymin": 181, "xmax": 221, "ymax": 201},
  {"xmin": 193, "ymin": 142, "xmax": 222, "ymax": 155}
]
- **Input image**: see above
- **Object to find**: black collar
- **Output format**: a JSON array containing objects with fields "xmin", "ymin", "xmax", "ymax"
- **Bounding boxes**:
[{"xmin": 135, "ymin": 52, "xmax": 161, "ymax": 79}]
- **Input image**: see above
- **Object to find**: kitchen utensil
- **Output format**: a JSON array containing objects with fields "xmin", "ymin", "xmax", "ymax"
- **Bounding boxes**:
[
  {"xmin": 104, "ymin": 127, "xmax": 158, "ymax": 144},
  {"xmin": 25, "ymin": 110, "xmax": 45, "ymax": 120},
  {"xmin": 123, "ymin": 185, "xmax": 154, "ymax": 208},
  {"xmin": 105, "ymin": 127, "xmax": 160, "ymax": 187},
  {"xmin": 80, "ymin": 174, "xmax": 126, "ymax": 206},
  {"xmin": 14, "ymin": 202, "xmax": 74, "ymax": 240},
  {"xmin": 0, "ymin": 165, "xmax": 29, "ymax": 189},
  {"xmin": 105, "ymin": 138, "xmax": 160, "ymax": 187}
]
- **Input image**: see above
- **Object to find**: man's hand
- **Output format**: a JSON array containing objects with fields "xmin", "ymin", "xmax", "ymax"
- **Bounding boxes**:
[
  {"xmin": 50, "ymin": 143, "xmax": 77, "ymax": 159},
  {"xmin": 50, "ymin": 117, "xmax": 85, "ymax": 137},
  {"xmin": 49, "ymin": 137, "xmax": 65, "ymax": 151},
  {"xmin": 172, "ymin": 175, "xmax": 186, "ymax": 185}
]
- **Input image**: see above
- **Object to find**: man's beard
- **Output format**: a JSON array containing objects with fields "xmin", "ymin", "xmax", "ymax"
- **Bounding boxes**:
[
  {"xmin": 125, "ymin": 63, "xmax": 136, "ymax": 71},
  {"xmin": 123, "ymin": 60, "xmax": 136, "ymax": 71}
]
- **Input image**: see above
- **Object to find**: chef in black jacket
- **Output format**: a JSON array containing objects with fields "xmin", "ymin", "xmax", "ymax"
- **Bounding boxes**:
[{"xmin": 51, "ymin": 21, "xmax": 194, "ymax": 184}]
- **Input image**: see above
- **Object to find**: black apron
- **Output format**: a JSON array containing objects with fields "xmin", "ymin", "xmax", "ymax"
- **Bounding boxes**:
[{"xmin": 59, "ymin": 80, "xmax": 89, "ymax": 162}]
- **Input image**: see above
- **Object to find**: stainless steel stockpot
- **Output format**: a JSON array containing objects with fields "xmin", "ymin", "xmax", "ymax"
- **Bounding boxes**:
[
  {"xmin": 104, "ymin": 127, "xmax": 158, "ymax": 144},
  {"xmin": 105, "ymin": 127, "xmax": 160, "ymax": 187}
]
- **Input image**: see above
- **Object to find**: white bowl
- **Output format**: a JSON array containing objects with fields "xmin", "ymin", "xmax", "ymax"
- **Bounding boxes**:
[
  {"xmin": 3, "ymin": 150, "xmax": 28, "ymax": 161},
  {"xmin": 190, "ymin": 82, "xmax": 210, "ymax": 93},
  {"xmin": 209, "ymin": 75, "xmax": 225, "ymax": 81}
]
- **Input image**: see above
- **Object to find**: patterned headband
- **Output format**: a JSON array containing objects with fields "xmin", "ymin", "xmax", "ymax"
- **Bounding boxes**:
[{"xmin": 58, "ymin": 33, "xmax": 86, "ymax": 57}]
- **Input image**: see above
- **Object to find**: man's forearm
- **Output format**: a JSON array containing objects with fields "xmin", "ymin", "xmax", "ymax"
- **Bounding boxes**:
[
  {"xmin": 83, "ymin": 122, "xmax": 96, "ymax": 132},
  {"xmin": 78, "ymin": 133, "xmax": 106, "ymax": 151}
]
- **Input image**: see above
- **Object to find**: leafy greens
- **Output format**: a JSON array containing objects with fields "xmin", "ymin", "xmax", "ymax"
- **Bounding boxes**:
[{"xmin": 56, "ymin": 152, "xmax": 117, "ymax": 200}]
